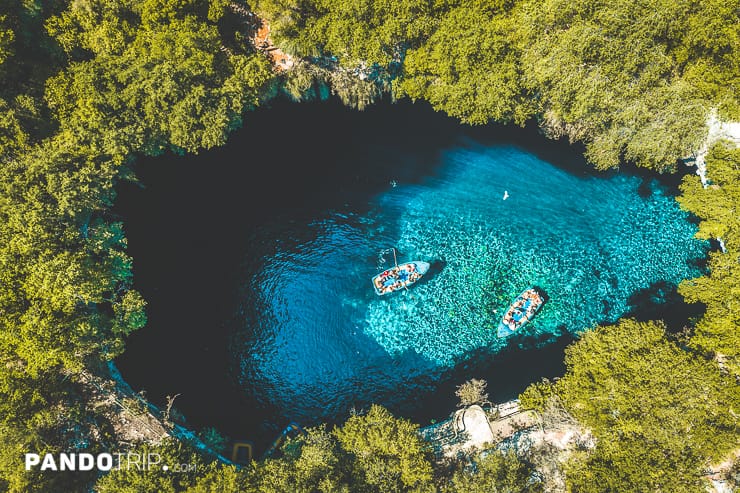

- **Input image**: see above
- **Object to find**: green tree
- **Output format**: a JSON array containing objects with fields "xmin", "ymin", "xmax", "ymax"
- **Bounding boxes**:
[
  {"xmin": 454, "ymin": 378, "xmax": 490, "ymax": 408},
  {"xmin": 444, "ymin": 450, "xmax": 542, "ymax": 493},
  {"xmin": 253, "ymin": 425, "xmax": 349, "ymax": 492},
  {"xmin": 255, "ymin": 0, "xmax": 437, "ymax": 67},
  {"xmin": 334, "ymin": 404, "xmax": 435, "ymax": 492},
  {"xmin": 45, "ymin": 0, "xmax": 275, "ymax": 156},
  {"xmin": 522, "ymin": 320, "xmax": 740, "ymax": 492},
  {"xmin": 0, "ymin": 131, "xmax": 146, "ymax": 373},
  {"xmin": 515, "ymin": 0, "xmax": 712, "ymax": 170},
  {"xmin": 248, "ymin": 408, "xmax": 436, "ymax": 492},
  {"xmin": 399, "ymin": 0, "xmax": 533, "ymax": 125},
  {"xmin": 95, "ymin": 440, "xmax": 209, "ymax": 493},
  {"xmin": 678, "ymin": 143, "xmax": 740, "ymax": 375},
  {"xmin": 0, "ymin": 14, "xmax": 13, "ymax": 68}
]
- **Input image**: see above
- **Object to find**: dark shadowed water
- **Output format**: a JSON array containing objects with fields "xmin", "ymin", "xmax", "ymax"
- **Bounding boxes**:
[{"xmin": 115, "ymin": 98, "xmax": 705, "ymax": 450}]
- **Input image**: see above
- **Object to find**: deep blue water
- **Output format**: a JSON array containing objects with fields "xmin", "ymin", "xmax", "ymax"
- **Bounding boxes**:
[{"xmin": 115, "ymin": 99, "xmax": 706, "ymax": 449}]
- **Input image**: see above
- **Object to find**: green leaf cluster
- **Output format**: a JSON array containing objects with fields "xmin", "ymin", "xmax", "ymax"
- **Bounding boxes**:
[
  {"xmin": 254, "ymin": 0, "xmax": 438, "ymax": 66},
  {"xmin": 252, "ymin": 405, "xmax": 435, "ymax": 492},
  {"xmin": 521, "ymin": 320, "xmax": 739, "ymax": 492},
  {"xmin": 443, "ymin": 449, "xmax": 542, "ymax": 493},
  {"xmin": 258, "ymin": 0, "xmax": 739, "ymax": 171},
  {"xmin": 0, "ymin": 0, "xmax": 278, "ymax": 490},
  {"xmin": 399, "ymin": 0, "xmax": 532, "ymax": 126},
  {"xmin": 45, "ymin": 0, "xmax": 274, "ymax": 155},
  {"xmin": 514, "ymin": 0, "xmax": 731, "ymax": 170},
  {"xmin": 678, "ymin": 143, "xmax": 740, "ymax": 375},
  {"xmin": 334, "ymin": 405, "xmax": 434, "ymax": 492}
]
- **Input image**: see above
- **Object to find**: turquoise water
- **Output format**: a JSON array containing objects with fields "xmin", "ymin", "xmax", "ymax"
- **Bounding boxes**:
[
  {"xmin": 364, "ymin": 144, "xmax": 704, "ymax": 363},
  {"xmin": 233, "ymin": 138, "xmax": 706, "ymax": 420}
]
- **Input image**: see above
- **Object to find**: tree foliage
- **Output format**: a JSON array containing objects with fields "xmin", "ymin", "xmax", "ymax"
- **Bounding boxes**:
[
  {"xmin": 100, "ymin": 406, "xmax": 438, "ymax": 493},
  {"xmin": 521, "ymin": 320, "xmax": 740, "ymax": 492},
  {"xmin": 514, "ymin": 0, "xmax": 725, "ymax": 170},
  {"xmin": 252, "ymin": 425, "xmax": 349, "ymax": 492},
  {"xmin": 678, "ymin": 143, "xmax": 740, "ymax": 375},
  {"xmin": 0, "ymin": 0, "xmax": 277, "ymax": 490},
  {"xmin": 45, "ymin": 0, "xmax": 274, "ymax": 156},
  {"xmin": 334, "ymin": 405, "xmax": 435, "ymax": 492},
  {"xmin": 398, "ymin": 0, "xmax": 532, "ymax": 126},
  {"xmin": 443, "ymin": 450, "xmax": 542, "ymax": 493},
  {"xmin": 258, "ymin": 0, "xmax": 739, "ymax": 170},
  {"xmin": 454, "ymin": 378, "xmax": 489, "ymax": 408},
  {"xmin": 254, "ymin": 0, "xmax": 438, "ymax": 66}
]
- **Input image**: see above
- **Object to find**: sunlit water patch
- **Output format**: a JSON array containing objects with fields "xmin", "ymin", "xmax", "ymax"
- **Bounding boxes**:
[
  {"xmin": 364, "ymin": 144, "xmax": 705, "ymax": 363},
  {"xmin": 233, "ymin": 140, "xmax": 705, "ymax": 421}
]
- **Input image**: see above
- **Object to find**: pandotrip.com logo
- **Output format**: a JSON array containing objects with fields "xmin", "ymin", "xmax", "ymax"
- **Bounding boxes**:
[{"xmin": 25, "ymin": 453, "xmax": 197, "ymax": 472}]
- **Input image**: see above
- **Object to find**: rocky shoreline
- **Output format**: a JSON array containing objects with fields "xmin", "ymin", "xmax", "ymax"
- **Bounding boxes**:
[{"xmin": 687, "ymin": 109, "xmax": 740, "ymax": 186}]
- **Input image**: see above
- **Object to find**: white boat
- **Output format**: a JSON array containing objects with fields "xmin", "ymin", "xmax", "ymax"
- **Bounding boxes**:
[
  {"xmin": 497, "ymin": 288, "xmax": 547, "ymax": 337},
  {"xmin": 372, "ymin": 261, "xmax": 430, "ymax": 295}
]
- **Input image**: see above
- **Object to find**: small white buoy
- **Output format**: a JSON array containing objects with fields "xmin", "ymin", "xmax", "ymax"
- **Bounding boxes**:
[{"xmin": 503, "ymin": 190, "xmax": 509, "ymax": 200}]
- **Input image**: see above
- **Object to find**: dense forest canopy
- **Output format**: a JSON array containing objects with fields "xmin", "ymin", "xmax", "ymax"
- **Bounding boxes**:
[
  {"xmin": 0, "ymin": 0, "xmax": 737, "ymax": 491},
  {"xmin": 678, "ymin": 144, "xmax": 740, "ymax": 376},
  {"xmin": 45, "ymin": 0, "xmax": 274, "ymax": 155},
  {"xmin": 257, "ymin": 0, "xmax": 739, "ymax": 170},
  {"xmin": 521, "ymin": 319, "xmax": 739, "ymax": 492},
  {"xmin": 95, "ymin": 406, "xmax": 543, "ymax": 492},
  {"xmin": 0, "ymin": 1, "xmax": 275, "ymax": 491}
]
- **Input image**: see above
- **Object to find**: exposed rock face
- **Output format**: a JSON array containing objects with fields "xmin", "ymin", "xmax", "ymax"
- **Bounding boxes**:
[
  {"xmin": 500, "ymin": 425, "xmax": 595, "ymax": 493},
  {"xmin": 79, "ymin": 363, "xmax": 234, "ymax": 464},
  {"xmin": 422, "ymin": 400, "xmax": 595, "ymax": 493},
  {"xmin": 420, "ymin": 401, "xmax": 537, "ymax": 460},
  {"xmin": 77, "ymin": 364, "xmax": 172, "ymax": 446},
  {"xmin": 689, "ymin": 110, "xmax": 740, "ymax": 186}
]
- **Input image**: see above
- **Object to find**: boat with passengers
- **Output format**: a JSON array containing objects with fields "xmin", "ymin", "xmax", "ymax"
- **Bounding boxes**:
[
  {"xmin": 497, "ymin": 287, "xmax": 547, "ymax": 337},
  {"xmin": 372, "ymin": 249, "xmax": 430, "ymax": 295}
]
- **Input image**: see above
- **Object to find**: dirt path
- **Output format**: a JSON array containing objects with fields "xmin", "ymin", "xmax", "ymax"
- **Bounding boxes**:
[{"xmin": 253, "ymin": 20, "xmax": 294, "ymax": 71}]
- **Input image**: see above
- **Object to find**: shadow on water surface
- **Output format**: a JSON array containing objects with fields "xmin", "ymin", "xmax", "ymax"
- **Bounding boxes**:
[
  {"xmin": 114, "ymin": 98, "xmax": 482, "ymax": 446},
  {"xmin": 114, "ymin": 96, "xmax": 704, "ymax": 451},
  {"xmin": 625, "ymin": 281, "xmax": 706, "ymax": 331},
  {"xmin": 391, "ymin": 332, "xmax": 575, "ymax": 427}
]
